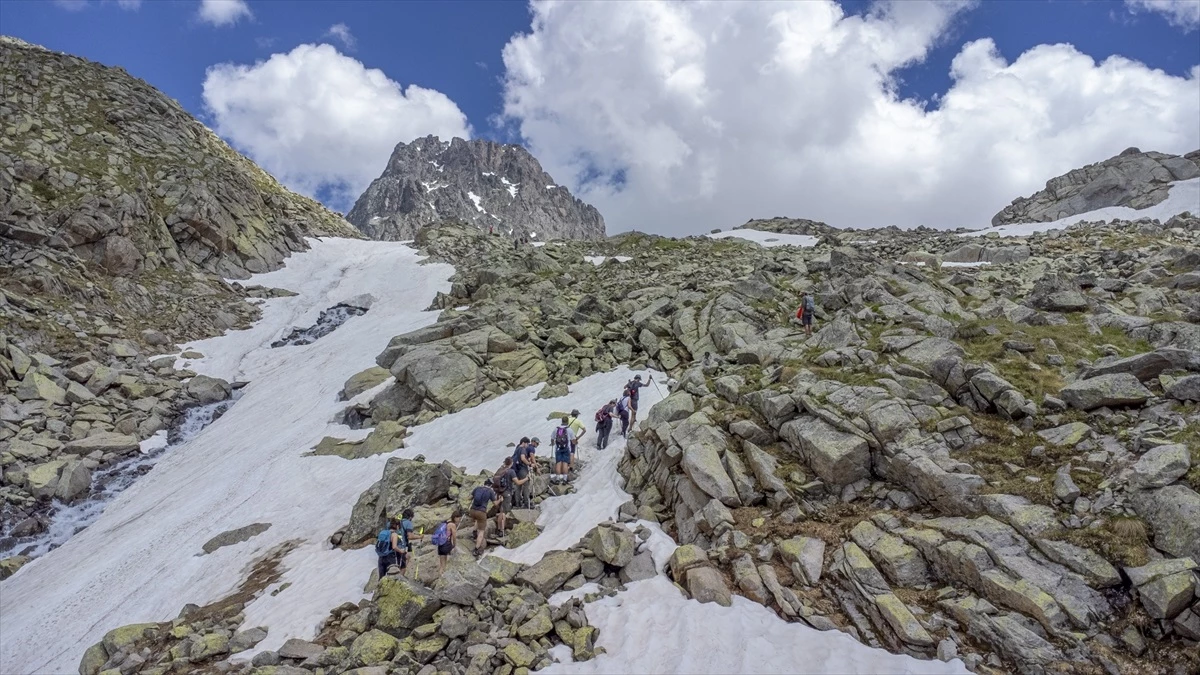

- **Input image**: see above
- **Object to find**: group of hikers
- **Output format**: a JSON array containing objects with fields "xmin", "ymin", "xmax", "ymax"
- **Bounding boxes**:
[{"xmin": 374, "ymin": 372, "xmax": 659, "ymax": 578}]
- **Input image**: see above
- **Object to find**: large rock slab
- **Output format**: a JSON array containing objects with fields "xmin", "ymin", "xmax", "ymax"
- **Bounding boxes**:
[
  {"xmin": 780, "ymin": 416, "xmax": 870, "ymax": 486},
  {"xmin": 1129, "ymin": 444, "xmax": 1190, "ymax": 489},
  {"xmin": 374, "ymin": 576, "xmax": 441, "ymax": 631},
  {"xmin": 62, "ymin": 432, "xmax": 140, "ymax": 456},
  {"xmin": 344, "ymin": 458, "xmax": 454, "ymax": 543},
  {"xmin": 516, "ymin": 550, "xmax": 582, "ymax": 595},
  {"xmin": 1130, "ymin": 486, "xmax": 1200, "ymax": 561},
  {"xmin": 186, "ymin": 375, "xmax": 231, "ymax": 404},
  {"xmin": 675, "ymin": 415, "xmax": 741, "ymax": 507},
  {"xmin": 434, "ymin": 557, "xmax": 490, "ymax": 605},
  {"xmin": 1059, "ymin": 373, "xmax": 1151, "ymax": 411}
]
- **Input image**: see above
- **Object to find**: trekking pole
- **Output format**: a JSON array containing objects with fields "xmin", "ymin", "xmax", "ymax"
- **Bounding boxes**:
[
  {"xmin": 412, "ymin": 527, "xmax": 422, "ymax": 580},
  {"xmin": 650, "ymin": 376, "xmax": 665, "ymax": 398}
]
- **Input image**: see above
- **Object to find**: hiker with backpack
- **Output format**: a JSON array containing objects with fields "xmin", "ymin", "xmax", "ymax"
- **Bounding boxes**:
[
  {"xmin": 432, "ymin": 509, "xmax": 461, "ymax": 576},
  {"xmin": 375, "ymin": 516, "xmax": 407, "ymax": 580},
  {"xmin": 567, "ymin": 409, "xmax": 586, "ymax": 468},
  {"xmin": 511, "ymin": 437, "xmax": 534, "ymax": 509},
  {"xmin": 493, "ymin": 457, "xmax": 517, "ymax": 539},
  {"xmin": 625, "ymin": 374, "xmax": 651, "ymax": 427},
  {"xmin": 796, "ymin": 291, "xmax": 816, "ymax": 336},
  {"xmin": 595, "ymin": 400, "xmax": 616, "ymax": 450},
  {"xmin": 469, "ymin": 480, "xmax": 499, "ymax": 556},
  {"xmin": 551, "ymin": 417, "xmax": 573, "ymax": 483},
  {"xmin": 617, "ymin": 392, "xmax": 631, "ymax": 438}
]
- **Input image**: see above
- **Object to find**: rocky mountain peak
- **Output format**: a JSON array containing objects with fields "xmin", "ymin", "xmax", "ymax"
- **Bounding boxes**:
[
  {"xmin": 346, "ymin": 135, "xmax": 605, "ymax": 242},
  {"xmin": 992, "ymin": 147, "xmax": 1200, "ymax": 227}
]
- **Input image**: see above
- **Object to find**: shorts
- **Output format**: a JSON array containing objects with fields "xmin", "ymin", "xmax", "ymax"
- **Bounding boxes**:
[
  {"xmin": 437, "ymin": 541, "xmax": 454, "ymax": 556},
  {"xmin": 499, "ymin": 491, "xmax": 513, "ymax": 513},
  {"xmin": 470, "ymin": 509, "xmax": 487, "ymax": 531},
  {"xmin": 630, "ymin": 398, "xmax": 639, "ymax": 412},
  {"xmin": 555, "ymin": 448, "xmax": 571, "ymax": 464},
  {"xmin": 801, "ymin": 312, "xmax": 813, "ymax": 326}
]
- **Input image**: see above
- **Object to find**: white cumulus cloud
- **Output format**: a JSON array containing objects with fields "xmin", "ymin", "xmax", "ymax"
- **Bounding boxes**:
[
  {"xmin": 198, "ymin": 0, "xmax": 252, "ymax": 27},
  {"xmin": 501, "ymin": 0, "xmax": 1200, "ymax": 234},
  {"xmin": 202, "ymin": 43, "xmax": 472, "ymax": 209},
  {"xmin": 1125, "ymin": 0, "xmax": 1200, "ymax": 30},
  {"xmin": 325, "ymin": 23, "xmax": 356, "ymax": 50}
]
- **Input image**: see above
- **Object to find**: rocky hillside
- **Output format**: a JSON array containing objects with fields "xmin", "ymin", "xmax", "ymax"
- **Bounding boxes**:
[
  {"xmin": 0, "ymin": 36, "xmax": 359, "ymax": 279},
  {"xmin": 992, "ymin": 147, "xmax": 1200, "ymax": 226},
  {"xmin": 0, "ymin": 36, "xmax": 361, "ymax": 561},
  {"xmin": 346, "ymin": 135, "xmax": 606, "ymax": 242},
  {"xmin": 333, "ymin": 214, "xmax": 1197, "ymax": 674}
]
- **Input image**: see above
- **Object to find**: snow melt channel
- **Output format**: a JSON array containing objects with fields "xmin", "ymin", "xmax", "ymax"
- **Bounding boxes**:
[
  {"xmin": 0, "ymin": 395, "xmax": 239, "ymax": 560},
  {"xmin": 0, "ymin": 238, "xmax": 452, "ymax": 675}
]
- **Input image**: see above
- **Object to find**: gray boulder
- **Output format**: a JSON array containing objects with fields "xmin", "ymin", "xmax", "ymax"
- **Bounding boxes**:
[
  {"xmin": 1129, "ymin": 444, "xmax": 1190, "ymax": 489},
  {"xmin": 1165, "ymin": 374, "xmax": 1200, "ymax": 401},
  {"xmin": 345, "ymin": 458, "xmax": 454, "ymax": 543},
  {"xmin": 780, "ymin": 416, "xmax": 870, "ymax": 486},
  {"xmin": 587, "ymin": 525, "xmax": 636, "ymax": 568},
  {"xmin": 202, "ymin": 523, "xmax": 271, "ymax": 554},
  {"xmin": 1130, "ymin": 485, "xmax": 1200, "ymax": 560},
  {"xmin": 186, "ymin": 375, "xmax": 232, "ymax": 404},
  {"xmin": 675, "ymin": 415, "xmax": 741, "ymax": 507},
  {"xmin": 434, "ymin": 557, "xmax": 490, "ymax": 605},
  {"xmin": 1059, "ymin": 373, "xmax": 1152, "ymax": 411},
  {"xmin": 516, "ymin": 550, "xmax": 582, "ymax": 595}
]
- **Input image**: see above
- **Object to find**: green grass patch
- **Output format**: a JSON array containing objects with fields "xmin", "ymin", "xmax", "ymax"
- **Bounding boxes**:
[{"xmin": 957, "ymin": 316, "xmax": 1151, "ymax": 402}]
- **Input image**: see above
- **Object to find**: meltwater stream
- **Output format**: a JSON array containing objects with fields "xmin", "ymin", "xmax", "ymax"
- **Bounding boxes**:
[{"xmin": 0, "ymin": 394, "xmax": 240, "ymax": 560}]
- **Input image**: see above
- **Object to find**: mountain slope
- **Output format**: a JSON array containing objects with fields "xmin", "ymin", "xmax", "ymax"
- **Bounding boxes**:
[
  {"xmin": 991, "ymin": 147, "xmax": 1200, "ymax": 227},
  {"xmin": 0, "ymin": 36, "xmax": 360, "ymax": 280},
  {"xmin": 346, "ymin": 135, "xmax": 606, "ymax": 241}
]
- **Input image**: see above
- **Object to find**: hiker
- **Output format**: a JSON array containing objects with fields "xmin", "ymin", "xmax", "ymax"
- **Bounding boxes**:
[
  {"xmin": 567, "ymin": 409, "xmax": 586, "ymax": 468},
  {"xmin": 397, "ymin": 508, "xmax": 420, "ymax": 576},
  {"xmin": 595, "ymin": 400, "xmax": 616, "ymax": 450},
  {"xmin": 551, "ymin": 417, "xmax": 572, "ymax": 483},
  {"xmin": 432, "ymin": 509, "xmax": 461, "ymax": 576},
  {"xmin": 617, "ymin": 391, "xmax": 632, "ymax": 437},
  {"xmin": 494, "ymin": 457, "xmax": 517, "ymax": 538},
  {"xmin": 469, "ymin": 480, "xmax": 498, "ymax": 556},
  {"xmin": 797, "ymin": 291, "xmax": 816, "ymax": 336},
  {"xmin": 625, "ymin": 374, "xmax": 651, "ymax": 427},
  {"xmin": 511, "ymin": 437, "xmax": 534, "ymax": 509},
  {"xmin": 375, "ymin": 516, "xmax": 406, "ymax": 580}
]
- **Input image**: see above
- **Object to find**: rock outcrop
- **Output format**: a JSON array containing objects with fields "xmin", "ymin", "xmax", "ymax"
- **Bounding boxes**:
[
  {"xmin": 991, "ymin": 147, "xmax": 1200, "ymax": 226},
  {"xmin": 0, "ymin": 37, "xmax": 359, "ymax": 279},
  {"xmin": 347, "ymin": 135, "xmax": 605, "ymax": 242}
]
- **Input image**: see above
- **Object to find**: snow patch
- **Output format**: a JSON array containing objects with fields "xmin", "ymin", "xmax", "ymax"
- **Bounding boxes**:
[
  {"xmin": 707, "ymin": 230, "xmax": 820, "ymax": 248},
  {"xmin": 584, "ymin": 256, "xmax": 632, "ymax": 266},
  {"xmin": 428, "ymin": 160, "xmax": 444, "ymax": 172},
  {"xmin": 500, "ymin": 176, "xmax": 520, "ymax": 198},
  {"xmin": 468, "ymin": 191, "xmax": 485, "ymax": 213},
  {"xmin": 963, "ymin": 177, "xmax": 1200, "ymax": 238}
]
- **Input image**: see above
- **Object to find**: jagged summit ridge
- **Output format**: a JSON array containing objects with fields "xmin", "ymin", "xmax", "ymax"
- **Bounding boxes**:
[
  {"xmin": 0, "ymin": 36, "xmax": 359, "ymax": 280},
  {"xmin": 992, "ymin": 147, "xmax": 1200, "ymax": 227},
  {"xmin": 346, "ymin": 135, "xmax": 606, "ymax": 241}
]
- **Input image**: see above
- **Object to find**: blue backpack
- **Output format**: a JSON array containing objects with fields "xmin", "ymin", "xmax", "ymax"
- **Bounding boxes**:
[
  {"xmin": 431, "ymin": 522, "xmax": 450, "ymax": 546},
  {"xmin": 375, "ymin": 528, "xmax": 393, "ymax": 557}
]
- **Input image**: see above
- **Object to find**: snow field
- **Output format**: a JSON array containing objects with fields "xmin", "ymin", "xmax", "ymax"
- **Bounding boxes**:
[
  {"xmin": 707, "ymin": 229, "xmax": 820, "ymax": 247},
  {"xmin": 583, "ymin": 255, "xmax": 633, "ymax": 266},
  {"xmin": 0, "ymin": 238, "xmax": 453, "ymax": 674},
  {"xmin": 963, "ymin": 177, "xmax": 1200, "ymax": 238}
]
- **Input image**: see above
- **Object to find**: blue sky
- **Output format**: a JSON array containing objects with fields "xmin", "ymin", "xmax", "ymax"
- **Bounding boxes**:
[
  {"xmin": 2, "ymin": 0, "xmax": 1198, "ymax": 232},
  {"xmin": 3, "ymin": 0, "xmax": 1196, "ymax": 138}
]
